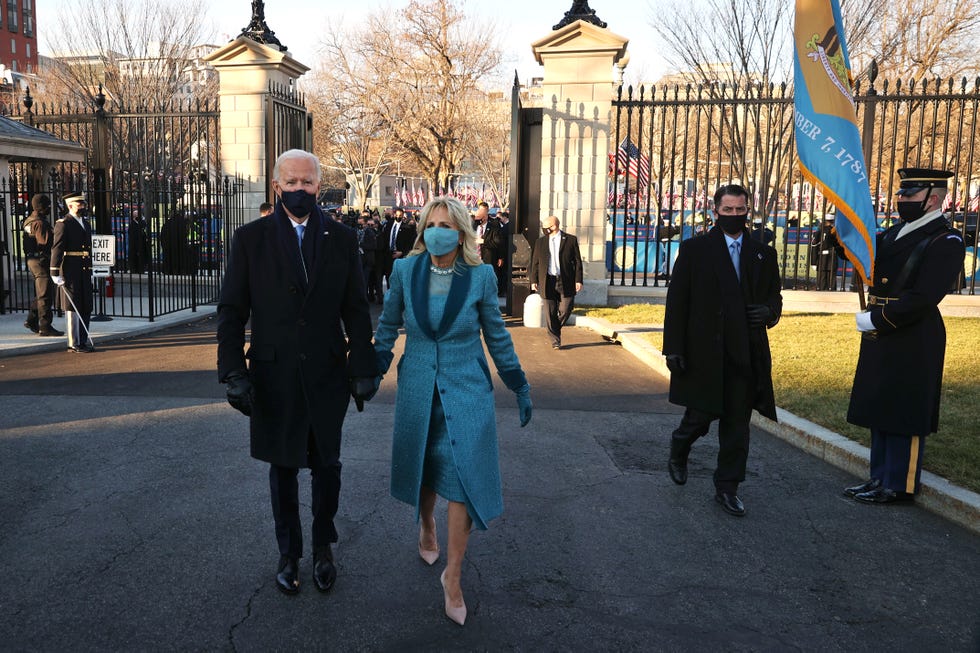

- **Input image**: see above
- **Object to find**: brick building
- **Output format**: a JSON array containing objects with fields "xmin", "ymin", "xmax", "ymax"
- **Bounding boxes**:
[{"xmin": 0, "ymin": 0, "xmax": 37, "ymax": 74}]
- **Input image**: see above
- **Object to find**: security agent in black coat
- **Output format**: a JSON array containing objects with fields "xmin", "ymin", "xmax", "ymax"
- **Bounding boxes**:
[
  {"xmin": 217, "ymin": 150, "xmax": 379, "ymax": 595},
  {"xmin": 379, "ymin": 208, "xmax": 417, "ymax": 292},
  {"xmin": 50, "ymin": 192, "xmax": 94, "ymax": 352},
  {"xmin": 662, "ymin": 184, "xmax": 782, "ymax": 517},
  {"xmin": 529, "ymin": 215, "xmax": 583, "ymax": 349},
  {"xmin": 22, "ymin": 194, "xmax": 63, "ymax": 336},
  {"xmin": 845, "ymin": 168, "xmax": 965, "ymax": 504},
  {"xmin": 810, "ymin": 216, "xmax": 843, "ymax": 290}
]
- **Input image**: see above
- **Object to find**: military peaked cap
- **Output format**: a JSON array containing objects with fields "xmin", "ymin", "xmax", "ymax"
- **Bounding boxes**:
[
  {"xmin": 62, "ymin": 191, "xmax": 87, "ymax": 204},
  {"xmin": 896, "ymin": 168, "xmax": 954, "ymax": 195}
]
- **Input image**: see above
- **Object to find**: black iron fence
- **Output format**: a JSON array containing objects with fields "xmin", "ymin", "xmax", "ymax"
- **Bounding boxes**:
[
  {"xmin": 609, "ymin": 68, "xmax": 980, "ymax": 293},
  {"xmin": 1, "ymin": 90, "xmax": 248, "ymax": 319},
  {"xmin": 266, "ymin": 82, "xmax": 311, "ymax": 202}
]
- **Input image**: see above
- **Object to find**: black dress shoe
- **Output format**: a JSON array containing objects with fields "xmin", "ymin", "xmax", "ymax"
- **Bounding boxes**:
[
  {"xmin": 69, "ymin": 345, "xmax": 95, "ymax": 353},
  {"xmin": 854, "ymin": 487, "xmax": 915, "ymax": 504},
  {"xmin": 275, "ymin": 555, "xmax": 300, "ymax": 595},
  {"xmin": 843, "ymin": 478, "xmax": 881, "ymax": 497},
  {"xmin": 312, "ymin": 546, "xmax": 336, "ymax": 593},
  {"xmin": 668, "ymin": 442, "xmax": 689, "ymax": 485},
  {"xmin": 24, "ymin": 320, "xmax": 39, "ymax": 333},
  {"xmin": 715, "ymin": 492, "xmax": 746, "ymax": 516},
  {"xmin": 668, "ymin": 457, "xmax": 688, "ymax": 485},
  {"xmin": 38, "ymin": 327, "xmax": 64, "ymax": 337}
]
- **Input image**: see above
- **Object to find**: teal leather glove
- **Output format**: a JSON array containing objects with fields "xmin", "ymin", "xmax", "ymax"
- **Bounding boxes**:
[{"xmin": 515, "ymin": 384, "xmax": 532, "ymax": 427}]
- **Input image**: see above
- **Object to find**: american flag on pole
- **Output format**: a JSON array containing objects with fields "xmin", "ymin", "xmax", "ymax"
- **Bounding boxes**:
[{"xmin": 616, "ymin": 137, "xmax": 651, "ymax": 186}]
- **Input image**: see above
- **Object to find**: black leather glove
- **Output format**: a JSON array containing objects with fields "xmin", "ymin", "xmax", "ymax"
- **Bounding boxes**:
[
  {"xmin": 224, "ymin": 370, "xmax": 254, "ymax": 416},
  {"xmin": 746, "ymin": 304, "xmax": 771, "ymax": 328},
  {"xmin": 350, "ymin": 376, "xmax": 381, "ymax": 412},
  {"xmin": 665, "ymin": 354, "xmax": 686, "ymax": 375}
]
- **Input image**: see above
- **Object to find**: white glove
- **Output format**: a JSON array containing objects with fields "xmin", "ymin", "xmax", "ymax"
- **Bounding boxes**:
[
  {"xmin": 52, "ymin": 275, "xmax": 65, "ymax": 286},
  {"xmin": 855, "ymin": 311, "xmax": 875, "ymax": 332}
]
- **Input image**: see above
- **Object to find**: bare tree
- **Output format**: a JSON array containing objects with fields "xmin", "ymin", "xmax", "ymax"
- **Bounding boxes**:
[
  {"xmin": 317, "ymin": 0, "xmax": 504, "ymax": 195},
  {"xmin": 39, "ymin": 0, "xmax": 215, "ymax": 106}
]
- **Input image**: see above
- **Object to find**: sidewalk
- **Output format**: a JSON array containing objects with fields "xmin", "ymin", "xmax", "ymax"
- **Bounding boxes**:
[
  {"xmin": 0, "ymin": 306, "xmax": 216, "ymax": 358},
  {"xmin": 3, "ymin": 305, "xmax": 978, "ymax": 536}
]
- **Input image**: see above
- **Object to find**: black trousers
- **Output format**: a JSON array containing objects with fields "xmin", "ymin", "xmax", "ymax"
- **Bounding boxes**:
[
  {"xmin": 269, "ymin": 431, "xmax": 342, "ymax": 559},
  {"xmin": 543, "ymin": 275, "xmax": 575, "ymax": 347},
  {"xmin": 26, "ymin": 257, "xmax": 54, "ymax": 330},
  {"xmin": 870, "ymin": 427, "xmax": 924, "ymax": 494},
  {"xmin": 671, "ymin": 362, "xmax": 754, "ymax": 494}
]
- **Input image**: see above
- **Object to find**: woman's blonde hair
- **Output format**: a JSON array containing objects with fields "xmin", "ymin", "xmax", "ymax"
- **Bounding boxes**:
[{"xmin": 408, "ymin": 196, "xmax": 481, "ymax": 266}]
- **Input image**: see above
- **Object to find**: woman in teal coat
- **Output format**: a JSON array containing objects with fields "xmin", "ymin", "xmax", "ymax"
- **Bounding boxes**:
[{"xmin": 373, "ymin": 196, "xmax": 532, "ymax": 626}]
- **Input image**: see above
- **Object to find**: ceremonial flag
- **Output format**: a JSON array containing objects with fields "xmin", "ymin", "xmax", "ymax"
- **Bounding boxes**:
[
  {"xmin": 794, "ymin": 0, "xmax": 876, "ymax": 284},
  {"xmin": 615, "ymin": 137, "xmax": 651, "ymax": 186}
]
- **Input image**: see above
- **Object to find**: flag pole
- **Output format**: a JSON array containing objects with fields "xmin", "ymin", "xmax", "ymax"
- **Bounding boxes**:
[{"xmin": 853, "ymin": 61, "xmax": 880, "ymax": 312}]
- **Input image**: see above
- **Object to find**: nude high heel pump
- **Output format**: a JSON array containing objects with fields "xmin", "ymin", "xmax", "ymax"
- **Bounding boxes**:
[
  {"xmin": 418, "ymin": 526, "xmax": 439, "ymax": 565},
  {"xmin": 440, "ymin": 569, "xmax": 467, "ymax": 626}
]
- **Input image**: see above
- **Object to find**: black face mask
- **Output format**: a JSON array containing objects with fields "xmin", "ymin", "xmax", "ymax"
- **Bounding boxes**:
[
  {"xmin": 716, "ymin": 213, "xmax": 747, "ymax": 235},
  {"xmin": 75, "ymin": 207, "xmax": 90, "ymax": 218},
  {"xmin": 278, "ymin": 189, "xmax": 316, "ymax": 218},
  {"xmin": 897, "ymin": 190, "xmax": 931, "ymax": 223},
  {"xmin": 542, "ymin": 226, "xmax": 556, "ymax": 235}
]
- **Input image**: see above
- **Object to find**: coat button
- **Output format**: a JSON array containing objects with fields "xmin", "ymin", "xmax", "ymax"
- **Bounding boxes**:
[
  {"xmin": 300, "ymin": 353, "xmax": 307, "ymax": 360},
  {"xmin": 298, "ymin": 318, "xmax": 306, "ymax": 326},
  {"xmin": 881, "ymin": 277, "xmax": 889, "ymax": 283},
  {"xmin": 450, "ymin": 439, "xmax": 456, "ymax": 445},
  {"xmin": 290, "ymin": 286, "xmax": 298, "ymax": 294}
]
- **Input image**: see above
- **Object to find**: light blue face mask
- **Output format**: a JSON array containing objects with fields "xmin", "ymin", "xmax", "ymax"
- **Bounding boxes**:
[{"xmin": 423, "ymin": 226, "xmax": 460, "ymax": 256}]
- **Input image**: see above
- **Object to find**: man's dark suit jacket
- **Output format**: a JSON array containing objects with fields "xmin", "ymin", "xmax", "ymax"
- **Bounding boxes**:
[
  {"xmin": 529, "ymin": 231, "xmax": 583, "ymax": 297},
  {"xmin": 216, "ymin": 205, "xmax": 378, "ymax": 469},
  {"xmin": 662, "ymin": 226, "xmax": 782, "ymax": 420}
]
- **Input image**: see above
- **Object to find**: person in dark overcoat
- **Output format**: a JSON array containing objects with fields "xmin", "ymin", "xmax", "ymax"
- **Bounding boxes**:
[
  {"xmin": 216, "ymin": 149, "xmax": 379, "ymax": 596},
  {"xmin": 662, "ymin": 184, "xmax": 782, "ymax": 517},
  {"xmin": 373, "ymin": 196, "xmax": 531, "ymax": 626},
  {"xmin": 22, "ymin": 194, "xmax": 62, "ymax": 336},
  {"xmin": 50, "ymin": 192, "xmax": 94, "ymax": 353},
  {"xmin": 529, "ymin": 215, "xmax": 583, "ymax": 349},
  {"xmin": 128, "ymin": 207, "xmax": 152, "ymax": 274},
  {"xmin": 810, "ymin": 216, "xmax": 842, "ymax": 290},
  {"xmin": 379, "ymin": 207, "xmax": 416, "ymax": 294},
  {"xmin": 845, "ymin": 168, "xmax": 965, "ymax": 504}
]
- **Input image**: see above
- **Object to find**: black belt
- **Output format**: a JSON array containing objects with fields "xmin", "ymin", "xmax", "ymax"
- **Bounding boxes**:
[{"xmin": 868, "ymin": 294, "xmax": 898, "ymax": 306}]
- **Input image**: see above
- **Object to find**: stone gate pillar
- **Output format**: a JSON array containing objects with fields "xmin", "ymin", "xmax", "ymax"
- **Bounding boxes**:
[
  {"xmin": 531, "ymin": 9, "xmax": 628, "ymax": 305},
  {"xmin": 204, "ymin": 36, "xmax": 309, "ymax": 218}
]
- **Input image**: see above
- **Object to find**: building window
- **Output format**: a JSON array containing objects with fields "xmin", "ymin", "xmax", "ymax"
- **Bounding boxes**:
[
  {"xmin": 10, "ymin": 38, "xmax": 15, "ymax": 53},
  {"xmin": 26, "ymin": 42, "xmax": 30, "ymax": 59},
  {"xmin": 22, "ymin": 0, "xmax": 33, "ymax": 37},
  {"xmin": 7, "ymin": 0, "xmax": 19, "ymax": 31}
]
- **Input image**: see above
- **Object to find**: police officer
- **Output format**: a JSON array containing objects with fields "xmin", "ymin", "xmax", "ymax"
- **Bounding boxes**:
[
  {"xmin": 22, "ymin": 194, "xmax": 63, "ymax": 337},
  {"xmin": 50, "ymin": 192, "xmax": 95, "ymax": 353},
  {"xmin": 845, "ymin": 168, "xmax": 965, "ymax": 503}
]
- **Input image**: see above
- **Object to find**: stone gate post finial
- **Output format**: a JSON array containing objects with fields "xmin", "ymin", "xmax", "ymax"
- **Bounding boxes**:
[
  {"xmin": 239, "ymin": 0, "xmax": 287, "ymax": 52},
  {"xmin": 553, "ymin": 0, "xmax": 608, "ymax": 30}
]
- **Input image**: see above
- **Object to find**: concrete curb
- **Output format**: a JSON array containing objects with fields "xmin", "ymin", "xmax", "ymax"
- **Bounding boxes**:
[{"xmin": 573, "ymin": 314, "xmax": 980, "ymax": 536}]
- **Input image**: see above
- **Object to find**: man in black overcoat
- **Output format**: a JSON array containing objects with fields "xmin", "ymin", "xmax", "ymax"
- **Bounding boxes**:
[
  {"xmin": 845, "ymin": 168, "xmax": 966, "ymax": 504},
  {"xmin": 662, "ymin": 184, "xmax": 782, "ymax": 517},
  {"xmin": 529, "ymin": 215, "xmax": 583, "ymax": 349},
  {"xmin": 216, "ymin": 150, "xmax": 379, "ymax": 595},
  {"xmin": 50, "ymin": 192, "xmax": 94, "ymax": 353},
  {"xmin": 22, "ymin": 194, "xmax": 63, "ymax": 336}
]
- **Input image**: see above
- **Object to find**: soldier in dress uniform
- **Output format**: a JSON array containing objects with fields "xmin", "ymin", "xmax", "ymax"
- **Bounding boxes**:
[
  {"xmin": 845, "ymin": 168, "xmax": 965, "ymax": 503},
  {"xmin": 50, "ymin": 192, "xmax": 95, "ymax": 353},
  {"xmin": 810, "ymin": 215, "xmax": 842, "ymax": 290}
]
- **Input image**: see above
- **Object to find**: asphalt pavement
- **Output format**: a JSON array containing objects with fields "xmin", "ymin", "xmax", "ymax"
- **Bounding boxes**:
[{"xmin": 0, "ymin": 309, "xmax": 978, "ymax": 651}]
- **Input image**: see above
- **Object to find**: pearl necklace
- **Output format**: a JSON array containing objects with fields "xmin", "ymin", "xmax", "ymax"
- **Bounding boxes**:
[{"xmin": 429, "ymin": 263, "xmax": 455, "ymax": 276}]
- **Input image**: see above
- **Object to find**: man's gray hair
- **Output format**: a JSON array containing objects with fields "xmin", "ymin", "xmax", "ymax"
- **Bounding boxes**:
[{"xmin": 273, "ymin": 149, "xmax": 322, "ymax": 183}]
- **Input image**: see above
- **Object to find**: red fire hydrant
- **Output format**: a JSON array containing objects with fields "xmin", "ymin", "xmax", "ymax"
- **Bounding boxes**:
[{"xmin": 105, "ymin": 274, "xmax": 114, "ymax": 298}]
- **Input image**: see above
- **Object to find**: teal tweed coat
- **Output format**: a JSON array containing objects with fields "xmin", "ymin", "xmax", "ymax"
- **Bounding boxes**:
[{"xmin": 373, "ymin": 254, "xmax": 528, "ymax": 529}]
